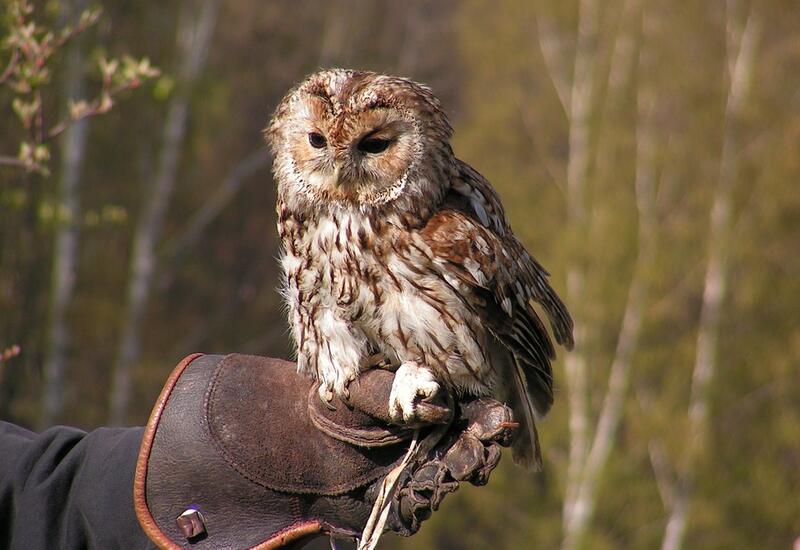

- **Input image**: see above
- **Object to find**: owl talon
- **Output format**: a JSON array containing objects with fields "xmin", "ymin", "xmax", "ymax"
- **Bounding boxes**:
[
  {"xmin": 318, "ymin": 383, "xmax": 335, "ymax": 405},
  {"xmin": 389, "ymin": 361, "xmax": 443, "ymax": 425}
]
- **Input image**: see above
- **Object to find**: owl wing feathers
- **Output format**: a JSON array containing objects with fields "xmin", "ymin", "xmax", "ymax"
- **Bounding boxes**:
[
  {"xmin": 450, "ymin": 160, "xmax": 575, "ymax": 350},
  {"xmin": 419, "ymin": 209, "xmax": 555, "ymax": 394},
  {"xmin": 419, "ymin": 160, "xmax": 574, "ymax": 467}
]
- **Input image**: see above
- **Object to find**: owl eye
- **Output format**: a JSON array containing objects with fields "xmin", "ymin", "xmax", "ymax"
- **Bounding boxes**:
[
  {"xmin": 308, "ymin": 132, "xmax": 327, "ymax": 149},
  {"xmin": 358, "ymin": 137, "xmax": 391, "ymax": 154}
]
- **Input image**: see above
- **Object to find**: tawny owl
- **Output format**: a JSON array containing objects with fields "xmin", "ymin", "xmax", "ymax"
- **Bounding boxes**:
[{"xmin": 266, "ymin": 69, "xmax": 573, "ymax": 467}]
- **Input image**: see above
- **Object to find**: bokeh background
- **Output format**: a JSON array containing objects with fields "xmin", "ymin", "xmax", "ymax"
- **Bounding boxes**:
[{"xmin": 1, "ymin": 0, "xmax": 799, "ymax": 548}]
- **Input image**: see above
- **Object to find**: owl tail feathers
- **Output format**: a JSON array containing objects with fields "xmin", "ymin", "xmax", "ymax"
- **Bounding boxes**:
[{"xmin": 510, "ymin": 356, "xmax": 546, "ymax": 470}]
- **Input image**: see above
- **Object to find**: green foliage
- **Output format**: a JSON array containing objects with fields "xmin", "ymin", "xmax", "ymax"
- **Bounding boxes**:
[{"xmin": 0, "ymin": 0, "xmax": 158, "ymax": 175}]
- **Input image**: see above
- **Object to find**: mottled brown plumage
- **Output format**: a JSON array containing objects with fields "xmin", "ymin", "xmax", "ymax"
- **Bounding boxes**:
[{"xmin": 266, "ymin": 69, "xmax": 573, "ymax": 467}]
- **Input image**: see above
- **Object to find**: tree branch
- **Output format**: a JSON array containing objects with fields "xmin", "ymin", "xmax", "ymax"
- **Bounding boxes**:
[
  {"xmin": 46, "ymin": 79, "xmax": 142, "ymax": 141},
  {"xmin": 162, "ymin": 149, "xmax": 269, "ymax": 264},
  {"xmin": 535, "ymin": 12, "xmax": 572, "ymax": 114},
  {"xmin": 0, "ymin": 50, "xmax": 20, "ymax": 85},
  {"xmin": 0, "ymin": 154, "xmax": 43, "ymax": 171},
  {"xmin": 563, "ymin": 4, "xmax": 657, "ymax": 546},
  {"xmin": 515, "ymin": 95, "xmax": 566, "ymax": 195},
  {"xmin": 648, "ymin": 438, "xmax": 676, "ymax": 512}
]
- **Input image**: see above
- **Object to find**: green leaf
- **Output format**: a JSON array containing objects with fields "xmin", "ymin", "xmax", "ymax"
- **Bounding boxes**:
[
  {"xmin": 97, "ymin": 92, "xmax": 113, "ymax": 113},
  {"xmin": 33, "ymin": 144, "xmax": 49, "ymax": 163},
  {"xmin": 11, "ymin": 95, "xmax": 41, "ymax": 128},
  {"xmin": 78, "ymin": 7, "xmax": 102, "ymax": 29},
  {"xmin": 98, "ymin": 57, "xmax": 118, "ymax": 80}
]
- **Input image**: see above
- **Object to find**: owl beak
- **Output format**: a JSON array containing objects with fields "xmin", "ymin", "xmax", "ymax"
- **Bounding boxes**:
[{"xmin": 331, "ymin": 163, "xmax": 342, "ymax": 187}]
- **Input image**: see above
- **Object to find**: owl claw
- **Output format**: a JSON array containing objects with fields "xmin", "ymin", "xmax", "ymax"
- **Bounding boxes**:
[
  {"xmin": 389, "ymin": 361, "xmax": 444, "ymax": 425},
  {"xmin": 318, "ymin": 383, "xmax": 335, "ymax": 405}
]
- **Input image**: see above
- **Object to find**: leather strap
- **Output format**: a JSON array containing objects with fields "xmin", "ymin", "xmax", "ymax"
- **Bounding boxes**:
[{"xmin": 135, "ymin": 353, "xmax": 204, "ymax": 550}]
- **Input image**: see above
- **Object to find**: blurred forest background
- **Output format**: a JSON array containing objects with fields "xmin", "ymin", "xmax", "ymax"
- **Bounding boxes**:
[{"xmin": 1, "ymin": 0, "xmax": 798, "ymax": 548}]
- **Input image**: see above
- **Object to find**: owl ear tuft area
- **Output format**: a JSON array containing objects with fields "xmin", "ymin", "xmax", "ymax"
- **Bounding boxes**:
[{"xmin": 263, "ymin": 113, "xmax": 283, "ymax": 154}]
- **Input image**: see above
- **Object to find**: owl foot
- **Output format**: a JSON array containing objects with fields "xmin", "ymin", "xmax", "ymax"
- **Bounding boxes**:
[
  {"xmin": 317, "ymin": 365, "xmax": 359, "ymax": 406},
  {"xmin": 388, "ymin": 362, "xmax": 450, "ymax": 425},
  {"xmin": 318, "ymin": 382, "xmax": 335, "ymax": 406}
]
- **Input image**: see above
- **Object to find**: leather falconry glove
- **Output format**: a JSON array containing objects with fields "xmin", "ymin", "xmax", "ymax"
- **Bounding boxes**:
[{"xmin": 134, "ymin": 353, "xmax": 515, "ymax": 549}]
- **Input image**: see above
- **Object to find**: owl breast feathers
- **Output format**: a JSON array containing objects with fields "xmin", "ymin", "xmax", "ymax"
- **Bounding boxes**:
[{"xmin": 266, "ymin": 69, "xmax": 573, "ymax": 468}]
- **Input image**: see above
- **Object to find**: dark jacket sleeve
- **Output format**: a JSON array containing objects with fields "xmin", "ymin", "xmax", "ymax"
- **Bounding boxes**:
[{"xmin": 0, "ymin": 420, "xmax": 155, "ymax": 550}]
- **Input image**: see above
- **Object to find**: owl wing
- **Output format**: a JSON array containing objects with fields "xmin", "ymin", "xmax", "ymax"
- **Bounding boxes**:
[{"xmin": 419, "ymin": 160, "xmax": 574, "ymax": 466}]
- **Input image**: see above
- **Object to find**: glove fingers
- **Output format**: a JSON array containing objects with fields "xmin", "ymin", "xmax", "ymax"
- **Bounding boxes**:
[
  {"xmin": 472, "ymin": 443, "xmax": 502, "ymax": 486},
  {"xmin": 443, "ymin": 433, "xmax": 485, "ymax": 481},
  {"xmin": 461, "ymin": 398, "xmax": 515, "ymax": 446},
  {"xmin": 387, "ymin": 397, "xmax": 512, "ymax": 538}
]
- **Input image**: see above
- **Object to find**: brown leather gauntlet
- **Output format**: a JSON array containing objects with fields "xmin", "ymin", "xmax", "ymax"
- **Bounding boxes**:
[{"xmin": 134, "ymin": 353, "xmax": 512, "ymax": 549}]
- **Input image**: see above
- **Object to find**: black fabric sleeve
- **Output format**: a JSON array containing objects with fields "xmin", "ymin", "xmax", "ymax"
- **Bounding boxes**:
[{"xmin": 0, "ymin": 421, "xmax": 155, "ymax": 550}]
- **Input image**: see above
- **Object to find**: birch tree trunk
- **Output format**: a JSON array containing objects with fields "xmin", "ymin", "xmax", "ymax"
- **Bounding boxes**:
[
  {"xmin": 562, "ymin": 6, "xmax": 657, "ymax": 547},
  {"xmin": 41, "ymin": 0, "xmax": 89, "ymax": 428},
  {"xmin": 661, "ymin": 8, "xmax": 760, "ymax": 550},
  {"xmin": 536, "ymin": 1, "xmax": 664, "ymax": 545},
  {"xmin": 559, "ymin": 0, "xmax": 599, "ymax": 536},
  {"xmin": 108, "ymin": 0, "xmax": 219, "ymax": 425}
]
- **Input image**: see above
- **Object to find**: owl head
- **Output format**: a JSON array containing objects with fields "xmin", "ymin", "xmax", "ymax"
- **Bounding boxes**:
[{"xmin": 266, "ymin": 69, "xmax": 454, "ymax": 216}]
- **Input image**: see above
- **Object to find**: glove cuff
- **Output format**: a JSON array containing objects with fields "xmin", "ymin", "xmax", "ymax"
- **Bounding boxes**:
[{"xmin": 135, "ymin": 353, "xmax": 212, "ymax": 549}]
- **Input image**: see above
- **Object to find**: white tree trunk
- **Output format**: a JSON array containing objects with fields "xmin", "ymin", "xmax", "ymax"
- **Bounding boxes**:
[
  {"xmin": 560, "ymin": 0, "xmax": 599, "ymax": 536},
  {"xmin": 109, "ymin": 0, "xmax": 219, "ymax": 425},
  {"xmin": 562, "ymin": 3, "xmax": 658, "ymax": 547},
  {"xmin": 661, "ymin": 8, "xmax": 760, "ymax": 550},
  {"xmin": 41, "ymin": 0, "xmax": 89, "ymax": 428}
]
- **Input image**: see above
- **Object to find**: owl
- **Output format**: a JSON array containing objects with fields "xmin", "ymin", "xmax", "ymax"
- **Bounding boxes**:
[{"xmin": 266, "ymin": 69, "xmax": 573, "ymax": 467}]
